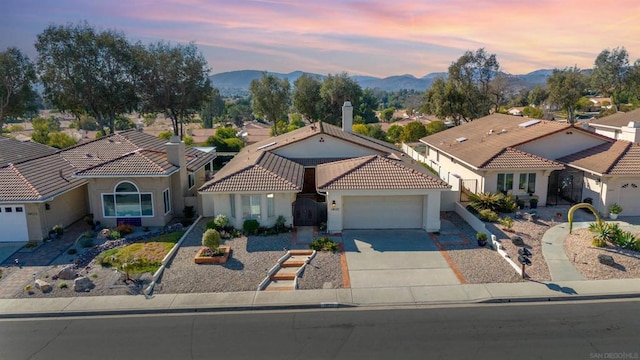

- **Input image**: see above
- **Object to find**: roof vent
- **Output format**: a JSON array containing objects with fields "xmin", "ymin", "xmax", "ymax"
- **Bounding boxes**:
[
  {"xmin": 455, "ymin": 137, "xmax": 467, "ymax": 143},
  {"xmin": 501, "ymin": 129, "xmax": 507, "ymax": 134},
  {"xmin": 487, "ymin": 129, "xmax": 493, "ymax": 135},
  {"xmin": 519, "ymin": 119, "xmax": 541, "ymax": 128},
  {"xmin": 85, "ymin": 153, "xmax": 93, "ymax": 158},
  {"xmin": 256, "ymin": 141, "xmax": 276, "ymax": 150}
]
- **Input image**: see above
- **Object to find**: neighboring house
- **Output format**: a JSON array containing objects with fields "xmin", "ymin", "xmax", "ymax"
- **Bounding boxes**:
[
  {"xmin": 199, "ymin": 102, "xmax": 451, "ymax": 233},
  {"xmin": 0, "ymin": 130, "xmax": 215, "ymax": 242},
  {"xmin": 588, "ymin": 108, "xmax": 640, "ymax": 143},
  {"xmin": 588, "ymin": 97, "xmax": 613, "ymax": 111},
  {"xmin": 419, "ymin": 113, "xmax": 640, "ymax": 216},
  {"xmin": 507, "ymin": 107, "xmax": 524, "ymax": 116}
]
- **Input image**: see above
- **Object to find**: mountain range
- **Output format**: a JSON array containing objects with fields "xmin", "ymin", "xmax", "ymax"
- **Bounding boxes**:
[{"xmin": 209, "ymin": 69, "xmax": 555, "ymax": 96}]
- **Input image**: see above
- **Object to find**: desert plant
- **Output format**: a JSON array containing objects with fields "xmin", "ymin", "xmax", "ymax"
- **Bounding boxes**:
[
  {"xmin": 592, "ymin": 237, "xmax": 607, "ymax": 247},
  {"xmin": 58, "ymin": 282, "xmax": 68, "ymax": 289},
  {"xmin": 52, "ymin": 224, "xmax": 64, "ymax": 235},
  {"xmin": 616, "ymin": 231, "xmax": 638, "ymax": 250},
  {"xmin": 214, "ymin": 214, "xmax": 230, "ymax": 229},
  {"xmin": 274, "ymin": 215, "xmax": 287, "ymax": 231},
  {"xmin": 24, "ymin": 241, "xmax": 39, "ymax": 249},
  {"xmin": 476, "ymin": 232, "xmax": 488, "ymax": 246},
  {"xmin": 310, "ymin": 237, "xmax": 339, "ymax": 252},
  {"xmin": 529, "ymin": 197, "xmax": 539, "ymax": 209},
  {"xmin": 498, "ymin": 216, "xmax": 514, "ymax": 231},
  {"xmin": 206, "ymin": 219, "xmax": 217, "ymax": 230},
  {"xmin": 109, "ymin": 230, "xmax": 121, "ymax": 240},
  {"xmin": 478, "ymin": 209, "xmax": 499, "ymax": 222},
  {"xmin": 79, "ymin": 236, "xmax": 94, "ymax": 248},
  {"xmin": 243, "ymin": 219, "xmax": 260, "ymax": 235},
  {"xmin": 589, "ymin": 222, "xmax": 621, "ymax": 244},
  {"xmin": 609, "ymin": 203, "xmax": 623, "ymax": 215},
  {"xmin": 469, "ymin": 192, "xmax": 503, "ymax": 212},
  {"xmin": 498, "ymin": 196, "xmax": 519, "ymax": 213},
  {"xmin": 202, "ymin": 229, "xmax": 222, "ymax": 252},
  {"xmin": 117, "ymin": 223, "xmax": 134, "ymax": 235}
]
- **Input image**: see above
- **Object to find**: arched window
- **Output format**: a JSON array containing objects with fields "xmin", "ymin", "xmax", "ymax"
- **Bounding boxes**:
[{"xmin": 102, "ymin": 181, "xmax": 153, "ymax": 217}]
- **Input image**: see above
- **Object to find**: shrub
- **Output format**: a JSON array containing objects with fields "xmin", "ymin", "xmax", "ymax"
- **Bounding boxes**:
[
  {"xmin": 469, "ymin": 192, "xmax": 503, "ymax": 212},
  {"xmin": 609, "ymin": 203, "xmax": 623, "ymax": 215},
  {"xmin": 202, "ymin": 229, "xmax": 221, "ymax": 251},
  {"xmin": 275, "ymin": 215, "xmax": 287, "ymax": 232},
  {"xmin": 476, "ymin": 232, "xmax": 488, "ymax": 241},
  {"xmin": 310, "ymin": 237, "xmax": 339, "ymax": 252},
  {"xmin": 478, "ymin": 209, "xmax": 499, "ymax": 222},
  {"xmin": 243, "ymin": 219, "xmax": 260, "ymax": 235},
  {"xmin": 616, "ymin": 231, "xmax": 638, "ymax": 250},
  {"xmin": 184, "ymin": 206, "xmax": 195, "ymax": 220},
  {"xmin": 499, "ymin": 196, "xmax": 519, "ymax": 213},
  {"xmin": 214, "ymin": 214, "xmax": 230, "ymax": 229},
  {"xmin": 24, "ymin": 241, "xmax": 39, "ymax": 249},
  {"xmin": 206, "ymin": 219, "xmax": 217, "ymax": 230},
  {"xmin": 499, "ymin": 216, "xmax": 514, "ymax": 231},
  {"xmin": 58, "ymin": 282, "xmax": 68, "ymax": 289},
  {"xmin": 592, "ymin": 237, "xmax": 607, "ymax": 247},
  {"xmin": 79, "ymin": 236, "xmax": 94, "ymax": 248},
  {"xmin": 67, "ymin": 248, "xmax": 77, "ymax": 255},
  {"xmin": 589, "ymin": 222, "xmax": 621, "ymax": 244},
  {"xmin": 109, "ymin": 230, "xmax": 121, "ymax": 240},
  {"xmin": 52, "ymin": 224, "xmax": 64, "ymax": 235},
  {"xmin": 117, "ymin": 223, "xmax": 134, "ymax": 235}
]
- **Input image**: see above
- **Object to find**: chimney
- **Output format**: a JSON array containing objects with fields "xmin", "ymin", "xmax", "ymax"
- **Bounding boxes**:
[
  {"xmin": 166, "ymin": 136, "xmax": 188, "ymax": 212},
  {"xmin": 342, "ymin": 101, "xmax": 353, "ymax": 133},
  {"xmin": 620, "ymin": 121, "xmax": 640, "ymax": 143},
  {"xmin": 166, "ymin": 136, "xmax": 186, "ymax": 168}
]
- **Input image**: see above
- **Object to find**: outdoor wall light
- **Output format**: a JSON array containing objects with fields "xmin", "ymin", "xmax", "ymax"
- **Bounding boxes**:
[
  {"xmin": 45, "ymin": 203, "xmax": 51, "ymax": 210},
  {"xmin": 331, "ymin": 200, "xmax": 336, "ymax": 209}
]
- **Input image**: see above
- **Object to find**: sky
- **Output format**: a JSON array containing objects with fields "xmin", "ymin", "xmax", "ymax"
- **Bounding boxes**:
[{"xmin": 2, "ymin": 0, "xmax": 640, "ymax": 78}]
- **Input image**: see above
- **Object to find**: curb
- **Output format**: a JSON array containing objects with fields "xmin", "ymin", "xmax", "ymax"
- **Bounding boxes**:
[{"xmin": 480, "ymin": 292, "xmax": 640, "ymax": 304}]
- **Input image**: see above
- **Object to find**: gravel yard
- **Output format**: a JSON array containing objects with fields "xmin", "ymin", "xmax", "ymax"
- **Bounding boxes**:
[{"xmin": 297, "ymin": 251, "xmax": 343, "ymax": 289}]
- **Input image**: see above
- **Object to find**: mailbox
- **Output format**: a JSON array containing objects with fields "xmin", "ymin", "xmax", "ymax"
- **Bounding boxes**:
[
  {"xmin": 518, "ymin": 248, "xmax": 532, "ymax": 257},
  {"xmin": 518, "ymin": 255, "xmax": 532, "ymax": 266}
]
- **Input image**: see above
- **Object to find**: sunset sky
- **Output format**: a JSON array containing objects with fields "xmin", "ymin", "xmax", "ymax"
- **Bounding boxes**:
[{"xmin": 3, "ymin": 0, "xmax": 640, "ymax": 77}]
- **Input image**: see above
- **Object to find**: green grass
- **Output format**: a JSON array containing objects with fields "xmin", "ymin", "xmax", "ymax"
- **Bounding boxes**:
[{"xmin": 97, "ymin": 230, "xmax": 185, "ymax": 275}]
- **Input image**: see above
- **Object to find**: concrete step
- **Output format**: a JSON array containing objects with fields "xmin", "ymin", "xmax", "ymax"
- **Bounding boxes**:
[
  {"xmin": 289, "ymin": 250, "xmax": 314, "ymax": 256},
  {"xmin": 263, "ymin": 279, "xmax": 295, "ymax": 291},
  {"xmin": 281, "ymin": 255, "xmax": 310, "ymax": 267},
  {"xmin": 270, "ymin": 267, "xmax": 298, "ymax": 280}
]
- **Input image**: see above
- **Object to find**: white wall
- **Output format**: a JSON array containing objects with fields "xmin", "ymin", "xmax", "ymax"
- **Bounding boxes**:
[
  {"xmin": 423, "ymin": 144, "xmax": 485, "ymax": 192},
  {"xmin": 200, "ymin": 192, "xmax": 296, "ymax": 229},
  {"xmin": 273, "ymin": 134, "xmax": 384, "ymax": 159},
  {"xmin": 484, "ymin": 170, "xmax": 552, "ymax": 206},
  {"xmin": 594, "ymin": 127, "xmax": 620, "ymax": 140},
  {"xmin": 517, "ymin": 131, "xmax": 607, "ymax": 160}
]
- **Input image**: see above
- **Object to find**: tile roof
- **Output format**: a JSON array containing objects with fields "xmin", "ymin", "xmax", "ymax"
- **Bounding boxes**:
[
  {"xmin": 421, "ymin": 114, "xmax": 570, "ymax": 168},
  {"xmin": 288, "ymin": 158, "xmax": 351, "ymax": 167},
  {"xmin": 590, "ymin": 108, "xmax": 640, "ymax": 128},
  {"xmin": 482, "ymin": 148, "xmax": 564, "ymax": 170},
  {"xmin": 0, "ymin": 136, "xmax": 57, "ymax": 167},
  {"xmin": 316, "ymin": 155, "xmax": 450, "ymax": 191},
  {"xmin": 558, "ymin": 140, "xmax": 640, "ymax": 175},
  {"xmin": 199, "ymin": 151, "xmax": 304, "ymax": 192},
  {"xmin": 0, "ymin": 130, "xmax": 214, "ymax": 202}
]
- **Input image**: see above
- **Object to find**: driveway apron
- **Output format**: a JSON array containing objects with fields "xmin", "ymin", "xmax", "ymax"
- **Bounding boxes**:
[{"xmin": 342, "ymin": 230, "xmax": 460, "ymax": 289}]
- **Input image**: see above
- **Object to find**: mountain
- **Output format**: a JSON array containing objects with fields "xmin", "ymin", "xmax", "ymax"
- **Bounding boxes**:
[{"xmin": 210, "ymin": 69, "xmax": 555, "ymax": 96}]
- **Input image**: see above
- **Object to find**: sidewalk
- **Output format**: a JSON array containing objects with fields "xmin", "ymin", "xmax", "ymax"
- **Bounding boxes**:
[{"xmin": 1, "ymin": 278, "xmax": 639, "ymax": 318}]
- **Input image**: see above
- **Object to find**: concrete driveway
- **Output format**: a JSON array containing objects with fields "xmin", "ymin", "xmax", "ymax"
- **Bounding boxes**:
[{"xmin": 342, "ymin": 230, "xmax": 460, "ymax": 289}]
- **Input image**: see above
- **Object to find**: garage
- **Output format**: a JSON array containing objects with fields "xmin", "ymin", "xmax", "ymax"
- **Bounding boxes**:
[
  {"xmin": 0, "ymin": 205, "xmax": 29, "ymax": 242},
  {"xmin": 343, "ymin": 195, "xmax": 424, "ymax": 229},
  {"xmin": 619, "ymin": 182, "xmax": 640, "ymax": 216}
]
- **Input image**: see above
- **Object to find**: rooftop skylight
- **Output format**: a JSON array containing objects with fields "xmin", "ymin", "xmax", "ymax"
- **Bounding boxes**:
[{"xmin": 519, "ymin": 119, "xmax": 541, "ymax": 128}]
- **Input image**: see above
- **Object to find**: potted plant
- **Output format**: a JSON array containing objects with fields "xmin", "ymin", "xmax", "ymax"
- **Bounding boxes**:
[
  {"xmin": 609, "ymin": 203, "xmax": 623, "ymax": 220},
  {"xmin": 529, "ymin": 197, "xmax": 538, "ymax": 209},
  {"xmin": 195, "ymin": 229, "xmax": 231, "ymax": 264},
  {"xmin": 476, "ymin": 232, "xmax": 488, "ymax": 247}
]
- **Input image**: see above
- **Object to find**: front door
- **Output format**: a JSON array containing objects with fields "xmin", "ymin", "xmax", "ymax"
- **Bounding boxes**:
[{"xmin": 293, "ymin": 197, "xmax": 317, "ymax": 226}]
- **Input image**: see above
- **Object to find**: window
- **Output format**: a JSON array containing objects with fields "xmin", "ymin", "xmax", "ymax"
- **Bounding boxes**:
[
  {"xmin": 16, "ymin": 207, "xmax": 23, "ymax": 212},
  {"xmin": 497, "ymin": 173, "xmax": 514, "ymax": 194},
  {"xmin": 267, "ymin": 194, "xmax": 275, "ymax": 218},
  {"xmin": 102, "ymin": 181, "xmax": 153, "ymax": 217},
  {"xmin": 5, "ymin": 207, "xmax": 12, "ymax": 213},
  {"xmin": 188, "ymin": 172, "xmax": 195, "ymax": 189},
  {"xmin": 519, "ymin": 173, "xmax": 536, "ymax": 194},
  {"xmin": 242, "ymin": 195, "xmax": 261, "ymax": 220},
  {"xmin": 229, "ymin": 194, "xmax": 236, "ymax": 218},
  {"xmin": 163, "ymin": 189, "xmax": 171, "ymax": 214}
]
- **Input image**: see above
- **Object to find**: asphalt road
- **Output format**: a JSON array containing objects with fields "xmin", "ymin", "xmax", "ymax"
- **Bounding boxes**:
[{"xmin": 1, "ymin": 300, "xmax": 639, "ymax": 360}]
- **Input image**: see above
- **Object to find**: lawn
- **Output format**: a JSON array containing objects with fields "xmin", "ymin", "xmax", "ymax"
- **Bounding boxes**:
[{"xmin": 97, "ymin": 230, "xmax": 185, "ymax": 275}]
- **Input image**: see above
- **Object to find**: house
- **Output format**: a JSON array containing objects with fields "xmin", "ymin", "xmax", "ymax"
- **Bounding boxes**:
[
  {"xmin": 199, "ymin": 102, "xmax": 451, "ymax": 233},
  {"xmin": 588, "ymin": 108, "xmax": 640, "ymax": 143},
  {"xmin": 419, "ymin": 113, "xmax": 640, "ymax": 216},
  {"xmin": 0, "ymin": 130, "xmax": 215, "ymax": 242},
  {"xmin": 507, "ymin": 107, "xmax": 524, "ymax": 116}
]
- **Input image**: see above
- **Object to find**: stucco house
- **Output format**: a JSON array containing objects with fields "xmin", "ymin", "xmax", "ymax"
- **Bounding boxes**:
[
  {"xmin": 588, "ymin": 108, "xmax": 640, "ymax": 143},
  {"xmin": 419, "ymin": 113, "xmax": 640, "ymax": 216},
  {"xmin": 0, "ymin": 130, "xmax": 215, "ymax": 242},
  {"xmin": 199, "ymin": 102, "xmax": 451, "ymax": 233}
]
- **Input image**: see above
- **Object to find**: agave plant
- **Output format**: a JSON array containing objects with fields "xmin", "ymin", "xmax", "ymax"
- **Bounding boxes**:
[
  {"xmin": 468, "ymin": 192, "xmax": 504, "ymax": 212},
  {"xmin": 616, "ymin": 231, "xmax": 638, "ymax": 250}
]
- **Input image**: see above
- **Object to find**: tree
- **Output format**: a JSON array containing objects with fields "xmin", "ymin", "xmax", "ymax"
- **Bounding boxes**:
[
  {"xmin": 0, "ymin": 47, "xmax": 37, "ymax": 130},
  {"xmin": 47, "ymin": 132, "xmax": 77, "ymax": 149},
  {"xmin": 31, "ymin": 116, "xmax": 60, "ymax": 145},
  {"xmin": 352, "ymin": 123, "xmax": 368, "ymax": 136},
  {"xmin": 292, "ymin": 73, "xmax": 321, "ymax": 122},
  {"xmin": 425, "ymin": 120, "xmax": 447, "ymax": 135},
  {"xmin": 386, "ymin": 124, "xmax": 404, "ymax": 143},
  {"xmin": 215, "ymin": 126, "xmax": 237, "ymax": 139},
  {"xmin": 366, "ymin": 124, "xmax": 387, "ymax": 141},
  {"xmin": 358, "ymin": 89, "xmax": 379, "ymax": 124},
  {"xmin": 200, "ymin": 88, "xmax": 225, "ymax": 128},
  {"xmin": 320, "ymin": 73, "xmax": 362, "ymax": 125},
  {"xmin": 547, "ymin": 67, "xmax": 587, "ymax": 124},
  {"xmin": 249, "ymin": 73, "xmax": 290, "ymax": 136},
  {"xmin": 522, "ymin": 106, "xmax": 544, "ymax": 119},
  {"xmin": 401, "ymin": 121, "xmax": 427, "ymax": 142},
  {"xmin": 591, "ymin": 47, "xmax": 629, "ymax": 110},
  {"xmin": 380, "ymin": 107, "xmax": 395, "ymax": 122},
  {"xmin": 422, "ymin": 77, "xmax": 466, "ymax": 125},
  {"xmin": 139, "ymin": 41, "xmax": 211, "ymax": 138},
  {"xmin": 528, "ymin": 86, "xmax": 549, "ymax": 107},
  {"xmin": 35, "ymin": 22, "xmax": 139, "ymax": 135}
]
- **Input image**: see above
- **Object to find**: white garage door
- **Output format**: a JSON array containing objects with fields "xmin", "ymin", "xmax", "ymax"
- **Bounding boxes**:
[
  {"xmin": 0, "ymin": 205, "xmax": 29, "ymax": 242},
  {"xmin": 619, "ymin": 182, "xmax": 640, "ymax": 216},
  {"xmin": 343, "ymin": 195, "xmax": 423, "ymax": 229}
]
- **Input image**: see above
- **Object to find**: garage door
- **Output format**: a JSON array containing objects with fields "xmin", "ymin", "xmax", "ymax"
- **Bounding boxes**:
[
  {"xmin": 0, "ymin": 205, "xmax": 29, "ymax": 242},
  {"xmin": 619, "ymin": 182, "xmax": 640, "ymax": 216},
  {"xmin": 343, "ymin": 195, "xmax": 423, "ymax": 229}
]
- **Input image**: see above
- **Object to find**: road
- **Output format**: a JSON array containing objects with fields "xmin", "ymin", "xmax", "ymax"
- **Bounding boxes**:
[{"xmin": 1, "ymin": 300, "xmax": 639, "ymax": 360}]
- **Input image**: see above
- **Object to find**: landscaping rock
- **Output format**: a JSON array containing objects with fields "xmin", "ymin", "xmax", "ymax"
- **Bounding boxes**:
[
  {"xmin": 73, "ymin": 276, "xmax": 95, "ymax": 292},
  {"xmin": 139, "ymin": 272, "xmax": 154, "ymax": 284},
  {"xmin": 97, "ymin": 228, "xmax": 111, "ymax": 240},
  {"xmin": 35, "ymin": 279, "xmax": 52, "ymax": 293},
  {"xmin": 511, "ymin": 236, "xmax": 524, "ymax": 246},
  {"xmin": 597, "ymin": 254, "xmax": 615, "ymax": 266},
  {"xmin": 57, "ymin": 265, "xmax": 77, "ymax": 280}
]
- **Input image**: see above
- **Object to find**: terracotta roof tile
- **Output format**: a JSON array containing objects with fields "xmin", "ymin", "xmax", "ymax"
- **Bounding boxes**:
[
  {"xmin": 75, "ymin": 150, "xmax": 179, "ymax": 177},
  {"xmin": 421, "ymin": 114, "xmax": 569, "ymax": 168},
  {"xmin": 0, "ymin": 136, "xmax": 57, "ymax": 167},
  {"xmin": 482, "ymin": 148, "xmax": 565, "ymax": 169},
  {"xmin": 316, "ymin": 155, "xmax": 450, "ymax": 191},
  {"xmin": 558, "ymin": 140, "xmax": 640, "ymax": 175},
  {"xmin": 590, "ymin": 108, "xmax": 640, "ymax": 128}
]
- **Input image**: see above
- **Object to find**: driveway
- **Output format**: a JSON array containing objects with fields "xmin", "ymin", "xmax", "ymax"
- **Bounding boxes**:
[{"xmin": 342, "ymin": 230, "xmax": 461, "ymax": 289}]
